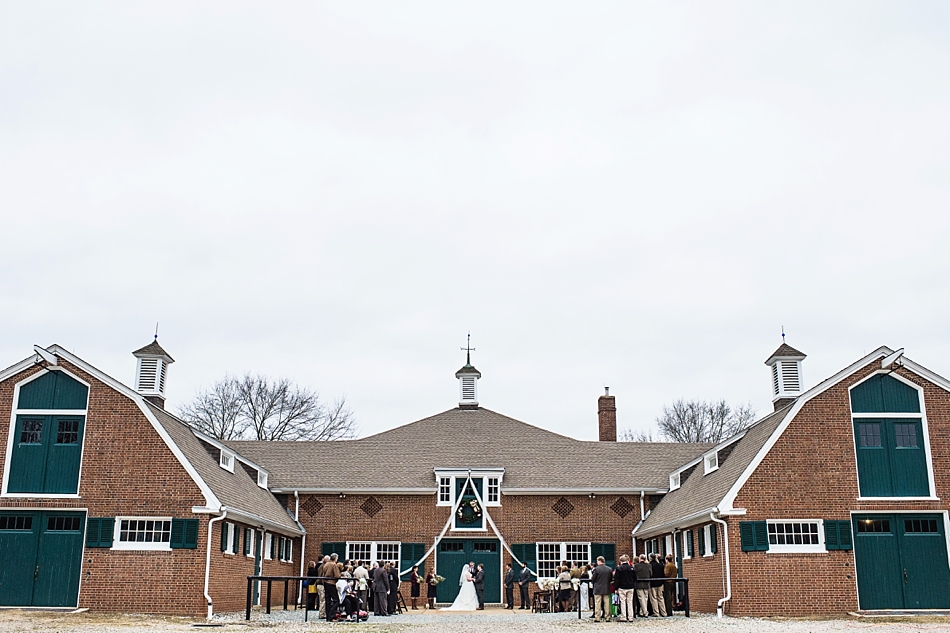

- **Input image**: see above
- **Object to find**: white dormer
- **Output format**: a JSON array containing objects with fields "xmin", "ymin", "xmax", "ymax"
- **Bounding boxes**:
[
  {"xmin": 219, "ymin": 449, "xmax": 235, "ymax": 472},
  {"xmin": 455, "ymin": 341, "xmax": 481, "ymax": 410},
  {"xmin": 764, "ymin": 342, "xmax": 806, "ymax": 404},
  {"xmin": 669, "ymin": 471, "xmax": 681, "ymax": 491},
  {"xmin": 132, "ymin": 338, "xmax": 175, "ymax": 404},
  {"xmin": 257, "ymin": 470, "xmax": 269, "ymax": 489}
]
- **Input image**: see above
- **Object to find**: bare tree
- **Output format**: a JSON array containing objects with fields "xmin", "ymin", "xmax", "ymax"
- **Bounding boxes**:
[
  {"xmin": 178, "ymin": 375, "xmax": 243, "ymax": 440},
  {"xmin": 654, "ymin": 399, "xmax": 756, "ymax": 443},
  {"xmin": 618, "ymin": 427, "xmax": 661, "ymax": 442},
  {"xmin": 179, "ymin": 373, "xmax": 357, "ymax": 441}
]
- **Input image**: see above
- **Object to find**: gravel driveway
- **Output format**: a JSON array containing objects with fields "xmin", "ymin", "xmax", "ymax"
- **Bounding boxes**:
[{"xmin": 1, "ymin": 609, "xmax": 948, "ymax": 633}]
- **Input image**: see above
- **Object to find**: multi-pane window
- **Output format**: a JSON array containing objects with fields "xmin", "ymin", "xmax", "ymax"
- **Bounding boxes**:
[
  {"xmin": 264, "ymin": 533, "xmax": 273, "ymax": 559},
  {"xmin": 857, "ymin": 518, "xmax": 890, "ymax": 533},
  {"xmin": 895, "ymin": 424, "xmax": 918, "ymax": 448},
  {"xmin": 486, "ymin": 477, "xmax": 500, "ymax": 504},
  {"xmin": 0, "ymin": 516, "xmax": 33, "ymax": 530},
  {"xmin": 858, "ymin": 423, "xmax": 882, "ymax": 447},
  {"xmin": 905, "ymin": 518, "xmax": 938, "ymax": 533},
  {"xmin": 56, "ymin": 419, "xmax": 79, "ymax": 444},
  {"xmin": 116, "ymin": 517, "xmax": 172, "ymax": 549},
  {"xmin": 768, "ymin": 522, "xmax": 820, "ymax": 546},
  {"xmin": 347, "ymin": 541, "xmax": 399, "ymax": 567},
  {"xmin": 438, "ymin": 477, "xmax": 451, "ymax": 504},
  {"xmin": 20, "ymin": 418, "xmax": 43, "ymax": 444},
  {"xmin": 47, "ymin": 515, "xmax": 81, "ymax": 531},
  {"xmin": 537, "ymin": 542, "xmax": 589, "ymax": 578},
  {"xmin": 280, "ymin": 537, "xmax": 293, "ymax": 562}
]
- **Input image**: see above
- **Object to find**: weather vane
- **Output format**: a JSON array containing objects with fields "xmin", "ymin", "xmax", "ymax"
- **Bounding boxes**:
[
  {"xmin": 781, "ymin": 325, "xmax": 785, "ymax": 343},
  {"xmin": 461, "ymin": 333, "xmax": 475, "ymax": 365}
]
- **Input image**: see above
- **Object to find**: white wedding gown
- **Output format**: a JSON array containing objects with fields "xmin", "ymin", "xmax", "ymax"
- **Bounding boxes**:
[{"xmin": 440, "ymin": 566, "xmax": 480, "ymax": 611}]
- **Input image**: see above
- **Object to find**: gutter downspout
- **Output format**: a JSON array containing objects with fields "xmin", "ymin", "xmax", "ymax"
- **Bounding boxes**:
[
  {"xmin": 710, "ymin": 512, "xmax": 731, "ymax": 618},
  {"xmin": 296, "ymin": 491, "xmax": 306, "ymax": 605},
  {"xmin": 640, "ymin": 490, "xmax": 645, "ymax": 521},
  {"xmin": 205, "ymin": 510, "xmax": 228, "ymax": 620}
]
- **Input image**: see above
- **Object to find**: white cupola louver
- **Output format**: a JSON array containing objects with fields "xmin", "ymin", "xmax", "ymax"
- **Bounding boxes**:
[
  {"xmin": 132, "ymin": 338, "xmax": 175, "ymax": 405},
  {"xmin": 764, "ymin": 340, "xmax": 806, "ymax": 406},
  {"xmin": 455, "ymin": 334, "xmax": 481, "ymax": 409}
]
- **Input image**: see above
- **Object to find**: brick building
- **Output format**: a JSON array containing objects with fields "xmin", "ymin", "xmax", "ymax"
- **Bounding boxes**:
[
  {"xmin": 634, "ymin": 344, "xmax": 950, "ymax": 615},
  {"xmin": 2, "ymin": 340, "xmax": 948, "ymax": 616},
  {"xmin": 0, "ymin": 342, "xmax": 303, "ymax": 617}
]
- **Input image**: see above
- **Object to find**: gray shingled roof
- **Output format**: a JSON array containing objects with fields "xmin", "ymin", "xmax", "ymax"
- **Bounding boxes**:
[
  {"xmin": 133, "ymin": 339, "xmax": 175, "ymax": 361},
  {"xmin": 636, "ymin": 404, "xmax": 794, "ymax": 536},
  {"xmin": 227, "ymin": 407, "xmax": 712, "ymax": 492},
  {"xmin": 147, "ymin": 403, "xmax": 301, "ymax": 534},
  {"xmin": 765, "ymin": 343, "xmax": 806, "ymax": 363}
]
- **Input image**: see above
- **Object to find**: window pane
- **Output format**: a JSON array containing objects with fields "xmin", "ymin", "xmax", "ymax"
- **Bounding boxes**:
[
  {"xmin": 894, "ymin": 423, "xmax": 918, "ymax": 448},
  {"xmin": 56, "ymin": 418, "xmax": 79, "ymax": 444},
  {"xmin": 859, "ymin": 423, "xmax": 882, "ymax": 447},
  {"xmin": 20, "ymin": 418, "xmax": 43, "ymax": 444},
  {"xmin": 537, "ymin": 542, "xmax": 561, "ymax": 578},
  {"xmin": 905, "ymin": 518, "xmax": 939, "ymax": 533}
]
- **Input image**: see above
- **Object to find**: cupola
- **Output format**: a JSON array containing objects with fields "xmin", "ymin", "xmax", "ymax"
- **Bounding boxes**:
[
  {"xmin": 764, "ymin": 340, "xmax": 805, "ymax": 411},
  {"xmin": 456, "ymin": 335, "xmax": 480, "ymax": 410},
  {"xmin": 133, "ymin": 337, "xmax": 175, "ymax": 408}
]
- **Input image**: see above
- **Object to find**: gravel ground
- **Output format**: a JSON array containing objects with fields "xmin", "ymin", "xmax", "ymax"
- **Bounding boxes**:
[{"xmin": 1, "ymin": 608, "xmax": 949, "ymax": 633}]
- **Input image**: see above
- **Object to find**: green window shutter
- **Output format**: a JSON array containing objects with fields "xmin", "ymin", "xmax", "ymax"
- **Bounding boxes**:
[
  {"xmin": 698, "ymin": 526, "xmax": 705, "ymax": 555},
  {"xmin": 838, "ymin": 521, "xmax": 853, "ymax": 550},
  {"xmin": 741, "ymin": 521, "xmax": 769, "ymax": 551},
  {"xmin": 710, "ymin": 526, "xmax": 718, "ymax": 554},
  {"xmin": 86, "ymin": 518, "xmax": 101, "ymax": 547},
  {"xmin": 181, "ymin": 519, "xmax": 199, "ymax": 549},
  {"xmin": 740, "ymin": 522, "xmax": 755, "ymax": 551},
  {"xmin": 270, "ymin": 534, "xmax": 277, "ymax": 560},
  {"xmin": 753, "ymin": 521, "xmax": 768, "ymax": 551},
  {"xmin": 825, "ymin": 520, "xmax": 853, "ymax": 550},
  {"xmin": 321, "ymin": 542, "xmax": 345, "ymax": 558},
  {"xmin": 592, "ymin": 543, "xmax": 616, "ymax": 568},
  {"xmin": 100, "ymin": 518, "xmax": 114, "ymax": 547},
  {"xmin": 220, "ymin": 522, "xmax": 229, "ymax": 552},
  {"xmin": 511, "ymin": 543, "xmax": 537, "ymax": 574},
  {"xmin": 824, "ymin": 520, "xmax": 840, "ymax": 550},
  {"xmin": 686, "ymin": 530, "xmax": 694, "ymax": 557},
  {"xmin": 400, "ymin": 543, "xmax": 426, "ymax": 575},
  {"xmin": 170, "ymin": 518, "xmax": 197, "ymax": 549},
  {"xmin": 170, "ymin": 518, "xmax": 185, "ymax": 549},
  {"xmin": 244, "ymin": 529, "xmax": 252, "ymax": 555}
]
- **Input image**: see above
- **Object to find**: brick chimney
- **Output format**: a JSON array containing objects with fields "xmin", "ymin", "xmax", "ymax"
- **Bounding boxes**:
[{"xmin": 598, "ymin": 387, "xmax": 616, "ymax": 442}]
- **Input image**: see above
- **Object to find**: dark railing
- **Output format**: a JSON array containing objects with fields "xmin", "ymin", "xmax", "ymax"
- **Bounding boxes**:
[{"xmin": 244, "ymin": 575, "xmax": 308, "ymax": 621}]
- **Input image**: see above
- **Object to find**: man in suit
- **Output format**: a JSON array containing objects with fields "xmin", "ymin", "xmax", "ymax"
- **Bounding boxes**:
[
  {"xmin": 473, "ymin": 563, "xmax": 486, "ymax": 610},
  {"xmin": 518, "ymin": 561, "xmax": 531, "ymax": 609},
  {"xmin": 649, "ymin": 553, "xmax": 668, "ymax": 617},
  {"xmin": 503, "ymin": 563, "xmax": 515, "ymax": 609},
  {"xmin": 387, "ymin": 562, "xmax": 399, "ymax": 615},
  {"xmin": 590, "ymin": 555, "xmax": 613, "ymax": 623},
  {"xmin": 372, "ymin": 561, "xmax": 389, "ymax": 616},
  {"xmin": 323, "ymin": 554, "xmax": 342, "ymax": 621}
]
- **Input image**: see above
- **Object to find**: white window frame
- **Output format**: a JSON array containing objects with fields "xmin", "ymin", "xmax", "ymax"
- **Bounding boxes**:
[
  {"xmin": 681, "ymin": 530, "xmax": 691, "ymax": 560},
  {"xmin": 113, "ymin": 516, "xmax": 172, "ymax": 551},
  {"xmin": 224, "ymin": 522, "xmax": 237, "ymax": 555},
  {"xmin": 245, "ymin": 528, "xmax": 256, "ymax": 558},
  {"xmin": 347, "ymin": 541, "xmax": 400, "ymax": 568},
  {"xmin": 433, "ymin": 469, "xmax": 505, "ymax": 509},
  {"xmin": 281, "ymin": 537, "xmax": 293, "ymax": 562},
  {"xmin": 702, "ymin": 525, "xmax": 714, "ymax": 557},
  {"xmin": 535, "ymin": 541, "xmax": 590, "ymax": 579},
  {"xmin": 257, "ymin": 470, "xmax": 268, "ymax": 489},
  {"xmin": 438, "ymin": 477, "xmax": 452, "ymax": 505},
  {"xmin": 703, "ymin": 451, "xmax": 719, "ymax": 475},
  {"xmin": 765, "ymin": 519, "xmax": 826, "ymax": 554},
  {"xmin": 669, "ymin": 472, "xmax": 681, "ymax": 491},
  {"xmin": 486, "ymin": 477, "xmax": 500, "ymax": 505},
  {"xmin": 264, "ymin": 533, "xmax": 273, "ymax": 560},
  {"xmin": 220, "ymin": 449, "xmax": 235, "ymax": 472}
]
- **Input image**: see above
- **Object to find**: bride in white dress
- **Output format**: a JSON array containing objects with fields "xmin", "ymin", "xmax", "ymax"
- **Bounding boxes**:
[{"xmin": 440, "ymin": 564, "xmax": 480, "ymax": 611}]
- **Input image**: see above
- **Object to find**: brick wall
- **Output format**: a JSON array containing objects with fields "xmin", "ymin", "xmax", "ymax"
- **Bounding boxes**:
[
  {"xmin": 0, "ymin": 361, "xmax": 208, "ymax": 616},
  {"xmin": 725, "ymin": 361, "xmax": 950, "ymax": 616},
  {"xmin": 292, "ymin": 492, "xmax": 643, "ymax": 602}
]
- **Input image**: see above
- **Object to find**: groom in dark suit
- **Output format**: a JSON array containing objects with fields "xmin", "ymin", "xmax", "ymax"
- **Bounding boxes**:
[
  {"xmin": 474, "ymin": 563, "xmax": 485, "ymax": 610},
  {"xmin": 518, "ymin": 561, "xmax": 531, "ymax": 609}
]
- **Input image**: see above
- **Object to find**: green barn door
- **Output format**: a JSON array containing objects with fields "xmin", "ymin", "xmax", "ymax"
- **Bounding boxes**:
[
  {"xmin": 33, "ymin": 513, "xmax": 85, "ymax": 607},
  {"xmin": 7, "ymin": 416, "xmax": 48, "ymax": 493},
  {"xmin": 472, "ymin": 540, "xmax": 501, "ymax": 603},
  {"xmin": 854, "ymin": 515, "xmax": 903, "ymax": 609},
  {"xmin": 0, "ymin": 511, "xmax": 84, "ymax": 608},
  {"xmin": 888, "ymin": 420, "xmax": 929, "ymax": 497},
  {"xmin": 898, "ymin": 515, "xmax": 950, "ymax": 609},
  {"xmin": 0, "ymin": 513, "xmax": 41, "ymax": 606},
  {"xmin": 436, "ymin": 540, "xmax": 468, "ymax": 603}
]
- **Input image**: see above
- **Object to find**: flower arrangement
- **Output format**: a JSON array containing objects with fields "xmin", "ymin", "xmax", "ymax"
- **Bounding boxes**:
[{"xmin": 429, "ymin": 574, "xmax": 446, "ymax": 586}]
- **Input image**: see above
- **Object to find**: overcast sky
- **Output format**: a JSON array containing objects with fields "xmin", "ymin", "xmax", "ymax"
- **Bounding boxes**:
[{"xmin": 2, "ymin": 2, "xmax": 949, "ymax": 441}]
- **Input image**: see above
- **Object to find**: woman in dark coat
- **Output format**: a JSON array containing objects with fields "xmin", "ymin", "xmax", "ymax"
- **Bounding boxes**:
[
  {"xmin": 425, "ymin": 570, "xmax": 438, "ymax": 609},
  {"xmin": 409, "ymin": 565, "xmax": 421, "ymax": 610},
  {"xmin": 306, "ymin": 560, "xmax": 319, "ymax": 611}
]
